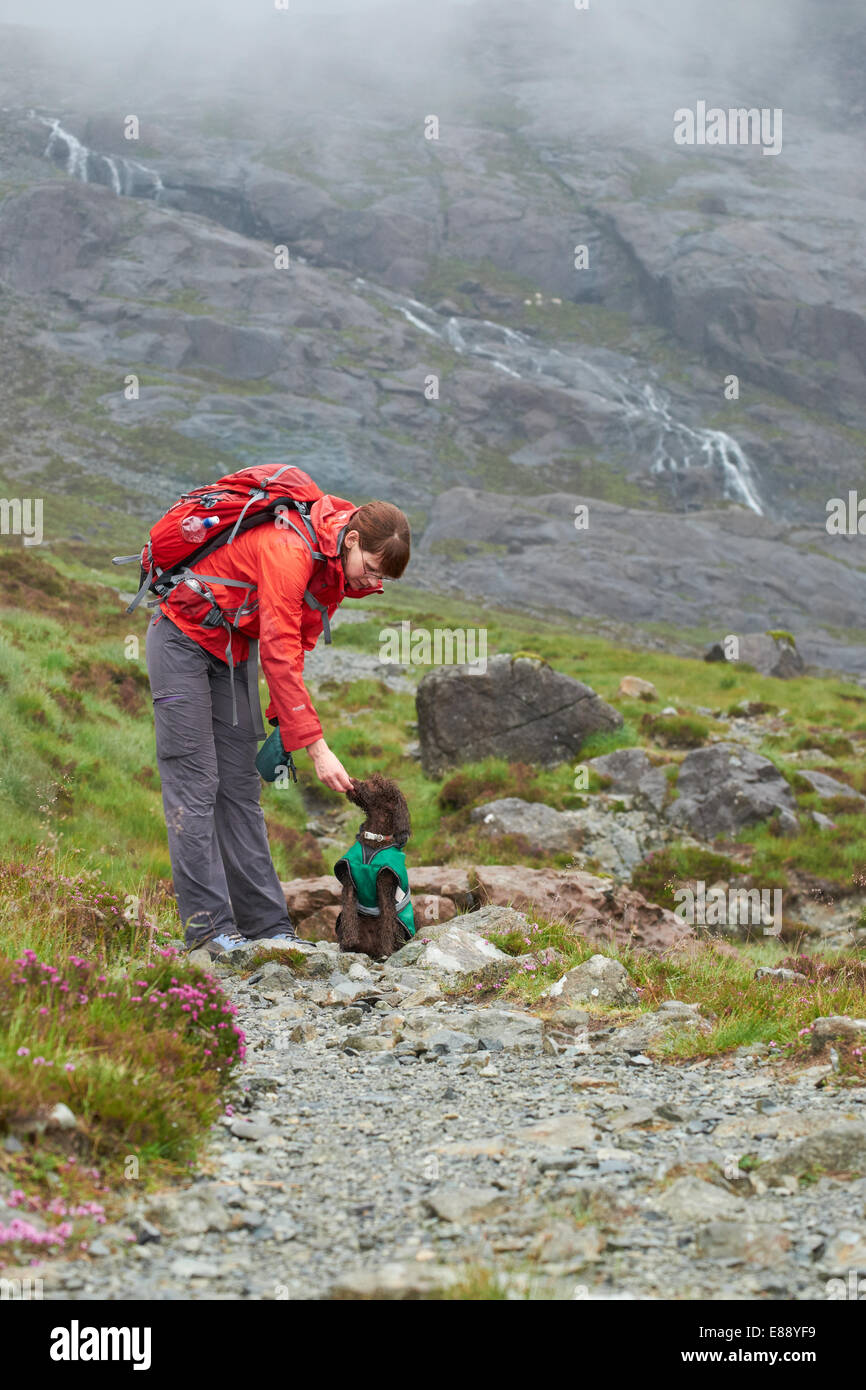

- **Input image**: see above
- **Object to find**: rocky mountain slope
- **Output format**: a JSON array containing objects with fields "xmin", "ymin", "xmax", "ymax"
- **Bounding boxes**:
[{"xmin": 0, "ymin": 1, "xmax": 864, "ymax": 672}]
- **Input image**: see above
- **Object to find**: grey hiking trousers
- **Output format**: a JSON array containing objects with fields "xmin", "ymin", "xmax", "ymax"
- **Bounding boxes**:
[{"xmin": 145, "ymin": 612, "xmax": 294, "ymax": 948}]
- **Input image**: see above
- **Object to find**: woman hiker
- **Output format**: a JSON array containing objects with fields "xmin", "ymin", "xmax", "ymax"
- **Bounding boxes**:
[{"xmin": 145, "ymin": 490, "xmax": 411, "ymax": 960}]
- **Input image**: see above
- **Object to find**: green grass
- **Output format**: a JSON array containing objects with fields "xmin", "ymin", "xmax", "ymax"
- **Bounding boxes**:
[
  {"xmin": 0, "ymin": 847, "xmax": 242, "ymax": 1265},
  {"xmin": 4, "ymin": 548, "xmax": 866, "ymax": 897},
  {"xmin": 442, "ymin": 905, "xmax": 866, "ymax": 1080}
]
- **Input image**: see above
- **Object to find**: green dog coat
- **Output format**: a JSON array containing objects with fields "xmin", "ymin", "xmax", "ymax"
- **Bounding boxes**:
[{"xmin": 333, "ymin": 837, "xmax": 415, "ymax": 938}]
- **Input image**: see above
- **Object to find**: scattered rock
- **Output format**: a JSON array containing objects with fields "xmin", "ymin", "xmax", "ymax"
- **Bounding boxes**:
[
  {"xmin": 651, "ymin": 1177, "xmax": 747, "ymax": 1221},
  {"xmin": 821, "ymin": 1229, "xmax": 866, "ymax": 1275},
  {"xmin": 473, "ymin": 865, "xmax": 694, "ymax": 954},
  {"xmin": 456, "ymin": 1008, "xmax": 544, "ymax": 1053},
  {"xmin": 387, "ymin": 918, "xmax": 517, "ymax": 977},
  {"xmin": 229, "ymin": 1119, "xmax": 272, "ymax": 1141},
  {"xmin": 527, "ymin": 1222, "xmax": 605, "ymax": 1265},
  {"xmin": 512, "ymin": 1112, "xmax": 596, "ymax": 1150},
  {"xmin": 470, "ymin": 797, "xmax": 586, "ymax": 851},
  {"xmin": 328, "ymin": 1261, "xmax": 460, "ymax": 1299},
  {"xmin": 47, "ymin": 1103, "xmax": 77, "ymax": 1131},
  {"xmin": 797, "ymin": 770, "xmax": 866, "ymax": 802},
  {"xmin": 617, "ymin": 676, "xmax": 658, "ymax": 701},
  {"xmin": 424, "ymin": 1185, "xmax": 511, "ymax": 1223},
  {"xmin": 811, "ymin": 1016, "xmax": 866, "ymax": 1049},
  {"xmin": 705, "ymin": 633, "xmax": 804, "ymax": 679},
  {"xmin": 760, "ymin": 1125, "xmax": 866, "ymax": 1184},
  {"xmin": 695, "ymin": 1221, "xmax": 791, "ymax": 1265},
  {"xmin": 543, "ymin": 954, "xmax": 639, "ymax": 1008},
  {"xmin": 754, "ymin": 967, "xmax": 807, "ymax": 983}
]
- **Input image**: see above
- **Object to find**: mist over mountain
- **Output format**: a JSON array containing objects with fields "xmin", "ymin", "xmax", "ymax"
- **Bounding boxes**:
[{"xmin": 0, "ymin": 0, "xmax": 864, "ymax": 672}]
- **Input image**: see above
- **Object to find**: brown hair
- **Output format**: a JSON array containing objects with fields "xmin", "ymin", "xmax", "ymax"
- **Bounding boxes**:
[{"xmin": 343, "ymin": 501, "xmax": 410, "ymax": 579}]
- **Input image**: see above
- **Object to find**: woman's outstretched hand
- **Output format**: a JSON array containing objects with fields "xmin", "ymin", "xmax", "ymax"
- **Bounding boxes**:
[{"xmin": 305, "ymin": 738, "xmax": 353, "ymax": 792}]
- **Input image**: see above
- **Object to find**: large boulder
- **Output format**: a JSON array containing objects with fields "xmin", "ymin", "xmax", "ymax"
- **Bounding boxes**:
[
  {"xmin": 282, "ymin": 871, "xmax": 459, "ymax": 937},
  {"xmin": 472, "ymin": 864, "xmax": 693, "ymax": 954},
  {"xmin": 666, "ymin": 743, "xmax": 799, "ymax": 839},
  {"xmin": 416, "ymin": 654, "xmax": 622, "ymax": 776},
  {"xmin": 704, "ymin": 632, "xmax": 805, "ymax": 679},
  {"xmin": 406, "ymin": 866, "xmax": 477, "ymax": 909}
]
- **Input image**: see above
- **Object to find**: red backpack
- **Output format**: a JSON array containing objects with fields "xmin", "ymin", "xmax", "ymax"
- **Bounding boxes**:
[
  {"xmin": 113, "ymin": 464, "xmax": 341, "ymax": 734},
  {"xmin": 113, "ymin": 462, "xmax": 333, "ymax": 626}
]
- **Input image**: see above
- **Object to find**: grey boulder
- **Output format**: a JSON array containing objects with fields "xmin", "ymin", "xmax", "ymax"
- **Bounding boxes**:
[{"xmin": 416, "ymin": 653, "xmax": 622, "ymax": 776}]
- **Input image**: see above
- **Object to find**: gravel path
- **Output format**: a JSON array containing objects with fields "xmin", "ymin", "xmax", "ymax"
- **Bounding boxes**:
[{"xmin": 33, "ymin": 941, "xmax": 866, "ymax": 1301}]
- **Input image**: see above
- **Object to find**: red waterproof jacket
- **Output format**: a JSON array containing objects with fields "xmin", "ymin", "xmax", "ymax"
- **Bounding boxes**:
[{"xmin": 155, "ymin": 493, "xmax": 383, "ymax": 752}]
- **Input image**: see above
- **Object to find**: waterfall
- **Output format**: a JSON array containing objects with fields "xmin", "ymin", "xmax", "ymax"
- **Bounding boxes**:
[
  {"xmin": 383, "ymin": 286, "xmax": 764, "ymax": 514},
  {"xmin": 37, "ymin": 116, "xmax": 164, "ymax": 202},
  {"xmin": 639, "ymin": 384, "xmax": 763, "ymax": 513}
]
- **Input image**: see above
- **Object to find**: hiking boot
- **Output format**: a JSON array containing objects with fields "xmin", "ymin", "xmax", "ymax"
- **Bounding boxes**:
[{"xmin": 192, "ymin": 929, "xmax": 247, "ymax": 961}]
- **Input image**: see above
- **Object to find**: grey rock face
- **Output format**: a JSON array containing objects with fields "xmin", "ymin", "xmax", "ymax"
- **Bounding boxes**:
[
  {"xmin": 666, "ymin": 743, "xmax": 799, "ymax": 839},
  {"xmin": 589, "ymin": 749, "xmax": 669, "ymax": 814},
  {"xmin": 416, "ymin": 654, "xmax": 622, "ymax": 776},
  {"xmin": 413, "ymin": 489, "xmax": 866, "ymax": 679},
  {"xmin": 470, "ymin": 792, "xmax": 672, "ymax": 879},
  {"xmin": 470, "ymin": 798, "xmax": 585, "ymax": 851}
]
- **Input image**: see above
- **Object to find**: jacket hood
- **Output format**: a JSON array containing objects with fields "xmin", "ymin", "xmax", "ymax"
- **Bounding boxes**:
[{"xmin": 310, "ymin": 492, "xmax": 383, "ymax": 599}]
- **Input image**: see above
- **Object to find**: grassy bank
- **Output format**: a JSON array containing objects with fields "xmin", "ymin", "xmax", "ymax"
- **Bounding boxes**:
[{"xmin": 0, "ymin": 847, "xmax": 243, "ymax": 1266}]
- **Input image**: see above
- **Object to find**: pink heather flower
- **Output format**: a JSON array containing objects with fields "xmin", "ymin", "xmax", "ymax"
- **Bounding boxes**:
[
  {"xmin": 33, "ymin": 1056, "xmax": 46, "ymax": 1066},
  {"xmin": 65, "ymin": 1063, "xmax": 75, "ymax": 1072},
  {"xmin": 16, "ymin": 1047, "xmax": 29, "ymax": 1057}
]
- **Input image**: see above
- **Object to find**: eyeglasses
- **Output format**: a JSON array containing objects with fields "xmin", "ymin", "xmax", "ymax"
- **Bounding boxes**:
[{"xmin": 360, "ymin": 550, "xmax": 394, "ymax": 584}]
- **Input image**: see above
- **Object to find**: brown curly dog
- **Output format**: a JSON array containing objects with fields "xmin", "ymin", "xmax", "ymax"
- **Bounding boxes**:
[{"xmin": 333, "ymin": 772, "xmax": 413, "ymax": 959}]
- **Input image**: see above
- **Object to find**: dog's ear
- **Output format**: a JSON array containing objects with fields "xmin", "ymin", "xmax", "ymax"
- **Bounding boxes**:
[{"xmin": 391, "ymin": 788, "xmax": 411, "ymax": 849}]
